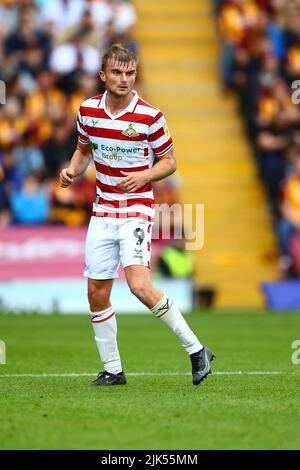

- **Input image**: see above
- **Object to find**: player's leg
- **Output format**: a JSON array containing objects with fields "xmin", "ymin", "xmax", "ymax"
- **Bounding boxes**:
[
  {"xmin": 88, "ymin": 277, "xmax": 113, "ymax": 312},
  {"xmin": 124, "ymin": 264, "xmax": 201, "ymax": 348},
  {"xmin": 84, "ymin": 217, "xmax": 125, "ymax": 385},
  {"xmin": 120, "ymin": 218, "xmax": 202, "ymax": 345},
  {"xmin": 124, "ymin": 265, "xmax": 215, "ymax": 384}
]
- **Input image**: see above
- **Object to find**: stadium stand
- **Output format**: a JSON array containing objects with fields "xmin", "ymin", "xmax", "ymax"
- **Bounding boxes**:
[
  {"xmin": 217, "ymin": 0, "xmax": 300, "ymax": 283},
  {"xmin": 3, "ymin": 0, "xmax": 300, "ymax": 308},
  {"xmin": 0, "ymin": 0, "xmax": 188, "ymax": 314},
  {"xmin": 135, "ymin": 0, "xmax": 278, "ymax": 307},
  {"xmin": 0, "ymin": 0, "xmax": 139, "ymax": 228},
  {"xmin": 0, "ymin": 0, "xmax": 176, "ymax": 227}
]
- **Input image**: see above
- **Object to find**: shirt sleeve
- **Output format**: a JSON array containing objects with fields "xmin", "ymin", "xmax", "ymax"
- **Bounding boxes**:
[
  {"xmin": 148, "ymin": 112, "xmax": 173, "ymax": 158},
  {"xmin": 77, "ymin": 107, "xmax": 90, "ymax": 145}
]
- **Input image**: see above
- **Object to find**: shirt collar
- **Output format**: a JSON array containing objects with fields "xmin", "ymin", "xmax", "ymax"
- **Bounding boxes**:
[{"xmin": 99, "ymin": 90, "xmax": 138, "ymax": 115}]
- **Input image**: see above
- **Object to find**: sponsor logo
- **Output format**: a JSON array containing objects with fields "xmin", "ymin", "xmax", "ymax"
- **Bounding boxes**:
[
  {"xmin": 134, "ymin": 249, "xmax": 143, "ymax": 255},
  {"xmin": 102, "ymin": 151, "xmax": 122, "ymax": 161},
  {"xmin": 164, "ymin": 127, "xmax": 171, "ymax": 139},
  {"xmin": 91, "ymin": 119, "xmax": 98, "ymax": 127},
  {"xmin": 101, "ymin": 145, "xmax": 143, "ymax": 155},
  {"xmin": 99, "ymin": 144, "xmax": 146, "ymax": 161},
  {"xmin": 122, "ymin": 123, "xmax": 139, "ymax": 138}
]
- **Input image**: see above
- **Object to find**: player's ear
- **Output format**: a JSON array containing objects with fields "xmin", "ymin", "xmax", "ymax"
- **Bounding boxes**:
[{"xmin": 99, "ymin": 70, "xmax": 106, "ymax": 82}]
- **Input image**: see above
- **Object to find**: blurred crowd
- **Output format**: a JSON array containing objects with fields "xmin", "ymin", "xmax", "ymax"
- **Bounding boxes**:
[
  {"xmin": 217, "ymin": 0, "xmax": 300, "ymax": 277},
  {"xmin": 0, "ymin": 0, "xmax": 188, "ymax": 281},
  {"xmin": 0, "ymin": 0, "xmax": 139, "ymax": 227}
]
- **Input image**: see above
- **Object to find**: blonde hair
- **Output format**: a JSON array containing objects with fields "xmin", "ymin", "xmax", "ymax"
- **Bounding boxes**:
[{"xmin": 101, "ymin": 44, "xmax": 138, "ymax": 71}]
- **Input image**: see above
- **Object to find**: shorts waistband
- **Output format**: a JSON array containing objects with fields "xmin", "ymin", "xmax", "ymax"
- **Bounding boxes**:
[{"xmin": 91, "ymin": 211, "xmax": 153, "ymax": 222}]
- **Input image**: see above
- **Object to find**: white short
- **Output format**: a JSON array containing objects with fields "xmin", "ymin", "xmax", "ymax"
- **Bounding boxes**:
[{"xmin": 84, "ymin": 216, "xmax": 153, "ymax": 280}]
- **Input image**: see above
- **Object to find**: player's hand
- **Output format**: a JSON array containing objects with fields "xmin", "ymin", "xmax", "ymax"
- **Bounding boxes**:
[
  {"xmin": 116, "ymin": 170, "xmax": 151, "ymax": 193},
  {"xmin": 59, "ymin": 168, "xmax": 75, "ymax": 187}
]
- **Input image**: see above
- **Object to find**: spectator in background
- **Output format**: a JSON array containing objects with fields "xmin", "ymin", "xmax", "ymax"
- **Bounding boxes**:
[
  {"xmin": 0, "ymin": 97, "xmax": 28, "ymax": 148},
  {"xmin": 24, "ymin": 69, "xmax": 65, "ymax": 124},
  {"xmin": 87, "ymin": 0, "xmax": 114, "ymax": 29},
  {"xmin": 103, "ymin": 22, "xmax": 138, "ymax": 55},
  {"xmin": 11, "ymin": 173, "xmax": 49, "ymax": 224},
  {"xmin": 156, "ymin": 237, "xmax": 194, "ymax": 279},
  {"xmin": 0, "ymin": 147, "xmax": 25, "ymax": 226},
  {"xmin": 42, "ymin": 124, "xmax": 77, "ymax": 179},
  {"xmin": 217, "ymin": 0, "xmax": 300, "ymax": 278},
  {"xmin": 113, "ymin": 0, "xmax": 137, "ymax": 35},
  {"xmin": 0, "ymin": 147, "xmax": 23, "ymax": 196},
  {"xmin": 4, "ymin": 5, "xmax": 50, "ymax": 79},
  {"xmin": 0, "ymin": 161, "xmax": 11, "ymax": 226},
  {"xmin": 0, "ymin": 163, "xmax": 4, "ymax": 181},
  {"xmin": 0, "ymin": 0, "xmax": 19, "ymax": 39},
  {"xmin": 255, "ymin": 7, "xmax": 285, "ymax": 60},
  {"xmin": 54, "ymin": 8, "xmax": 102, "ymax": 49},
  {"xmin": 14, "ymin": 130, "xmax": 45, "ymax": 179},
  {"xmin": 40, "ymin": 0, "xmax": 86, "ymax": 36},
  {"xmin": 0, "ymin": 0, "xmax": 139, "ymax": 228},
  {"xmin": 255, "ymin": 77, "xmax": 300, "ymax": 213},
  {"xmin": 218, "ymin": 0, "xmax": 259, "ymax": 88},
  {"xmin": 67, "ymin": 72, "xmax": 101, "ymax": 117},
  {"xmin": 277, "ymin": 150, "xmax": 300, "ymax": 276},
  {"xmin": 86, "ymin": 0, "xmax": 137, "ymax": 35},
  {"xmin": 49, "ymin": 29, "xmax": 101, "ymax": 77},
  {"xmin": 50, "ymin": 162, "xmax": 94, "ymax": 226}
]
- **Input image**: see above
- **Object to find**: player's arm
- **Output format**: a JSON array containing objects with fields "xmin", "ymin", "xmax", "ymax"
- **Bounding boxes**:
[
  {"xmin": 146, "ymin": 149, "xmax": 177, "ymax": 182},
  {"xmin": 59, "ymin": 141, "xmax": 93, "ymax": 188},
  {"xmin": 117, "ymin": 149, "xmax": 176, "ymax": 193}
]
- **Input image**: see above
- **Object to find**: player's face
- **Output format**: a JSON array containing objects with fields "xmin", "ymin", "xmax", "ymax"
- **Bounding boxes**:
[{"xmin": 100, "ymin": 60, "xmax": 137, "ymax": 98}]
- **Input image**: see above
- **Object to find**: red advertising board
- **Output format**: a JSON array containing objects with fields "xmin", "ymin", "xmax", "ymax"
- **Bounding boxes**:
[
  {"xmin": 0, "ymin": 226, "xmax": 161, "ymax": 281},
  {"xmin": 0, "ymin": 227, "xmax": 86, "ymax": 280}
]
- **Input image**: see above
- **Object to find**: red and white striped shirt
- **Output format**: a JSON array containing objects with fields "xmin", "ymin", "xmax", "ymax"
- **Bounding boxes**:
[{"xmin": 77, "ymin": 90, "xmax": 173, "ymax": 221}]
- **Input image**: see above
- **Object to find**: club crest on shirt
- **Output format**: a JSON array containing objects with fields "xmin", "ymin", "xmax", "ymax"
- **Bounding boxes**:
[{"xmin": 122, "ymin": 123, "xmax": 139, "ymax": 138}]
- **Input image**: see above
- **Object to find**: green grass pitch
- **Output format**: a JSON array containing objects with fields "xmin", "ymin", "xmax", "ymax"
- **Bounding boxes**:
[{"xmin": 0, "ymin": 311, "xmax": 300, "ymax": 450}]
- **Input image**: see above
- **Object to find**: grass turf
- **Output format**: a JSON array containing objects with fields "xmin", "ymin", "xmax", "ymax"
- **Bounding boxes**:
[{"xmin": 0, "ymin": 311, "xmax": 300, "ymax": 450}]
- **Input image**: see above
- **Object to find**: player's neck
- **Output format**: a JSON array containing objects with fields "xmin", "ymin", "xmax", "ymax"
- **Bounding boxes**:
[{"xmin": 105, "ymin": 91, "xmax": 135, "ymax": 116}]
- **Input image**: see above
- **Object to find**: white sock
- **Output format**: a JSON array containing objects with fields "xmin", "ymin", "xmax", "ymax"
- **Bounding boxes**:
[
  {"xmin": 151, "ymin": 295, "xmax": 203, "ymax": 355},
  {"xmin": 90, "ymin": 306, "xmax": 122, "ymax": 374}
]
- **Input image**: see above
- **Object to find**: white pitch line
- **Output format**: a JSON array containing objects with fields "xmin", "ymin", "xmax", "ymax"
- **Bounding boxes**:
[{"xmin": 0, "ymin": 371, "xmax": 298, "ymax": 378}]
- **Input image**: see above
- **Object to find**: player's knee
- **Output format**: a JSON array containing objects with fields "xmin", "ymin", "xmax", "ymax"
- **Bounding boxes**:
[
  {"xmin": 88, "ymin": 284, "xmax": 110, "ymax": 311},
  {"xmin": 129, "ymin": 281, "xmax": 149, "ymax": 300}
]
